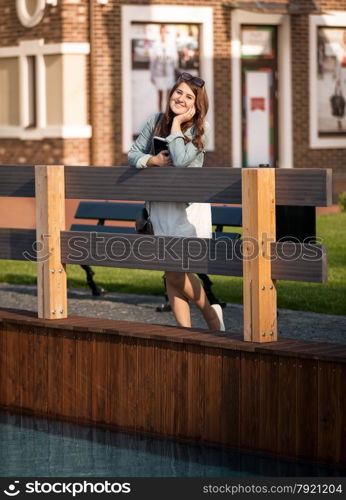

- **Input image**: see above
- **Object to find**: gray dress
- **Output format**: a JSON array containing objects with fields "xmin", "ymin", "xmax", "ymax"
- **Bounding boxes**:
[{"xmin": 128, "ymin": 113, "xmax": 212, "ymax": 238}]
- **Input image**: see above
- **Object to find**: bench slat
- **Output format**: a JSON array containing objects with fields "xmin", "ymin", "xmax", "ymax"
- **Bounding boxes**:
[
  {"xmin": 73, "ymin": 202, "xmax": 243, "ymax": 228},
  {"xmin": 75, "ymin": 201, "xmax": 143, "ymax": 221},
  {"xmin": 71, "ymin": 224, "xmax": 136, "ymax": 234}
]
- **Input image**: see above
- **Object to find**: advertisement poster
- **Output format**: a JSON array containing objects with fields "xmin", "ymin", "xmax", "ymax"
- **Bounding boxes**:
[{"xmin": 317, "ymin": 27, "xmax": 346, "ymax": 135}]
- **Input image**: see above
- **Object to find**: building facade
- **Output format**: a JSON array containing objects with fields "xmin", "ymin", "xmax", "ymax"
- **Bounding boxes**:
[{"xmin": 0, "ymin": 0, "xmax": 345, "ymax": 199}]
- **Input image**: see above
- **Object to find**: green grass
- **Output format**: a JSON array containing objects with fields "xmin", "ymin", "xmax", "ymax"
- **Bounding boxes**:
[{"xmin": 0, "ymin": 213, "xmax": 345, "ymax": 315}]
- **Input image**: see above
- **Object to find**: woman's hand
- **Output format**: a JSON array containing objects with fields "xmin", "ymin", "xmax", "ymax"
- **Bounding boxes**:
[
  {"xmin": 173, "ymin": 106, "xmax": 196, "ymax": 127},
  {"xmin": 147, "ymin": 150, "xmax": 172, "ymax": 167}
]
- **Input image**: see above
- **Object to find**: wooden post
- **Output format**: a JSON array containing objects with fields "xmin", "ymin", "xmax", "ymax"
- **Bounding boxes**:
[
  {"xmin": 242, "ymin": 168, "xmax": 277, "ymax": 342},
  {"xmin": 35, "ymin": 165, "xmax": 67, "ymax": 319}
]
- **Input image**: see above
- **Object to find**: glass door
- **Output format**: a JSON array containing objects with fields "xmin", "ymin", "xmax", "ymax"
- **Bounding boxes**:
[{"xmin": 241, "ymin": 26, "xmax": 278, "ymax": 167}]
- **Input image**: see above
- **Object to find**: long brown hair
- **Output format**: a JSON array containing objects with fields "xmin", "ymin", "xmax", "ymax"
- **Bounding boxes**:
[{"xmin": 156, "ymin": 79, "xmax": 209, "ymax": 151}]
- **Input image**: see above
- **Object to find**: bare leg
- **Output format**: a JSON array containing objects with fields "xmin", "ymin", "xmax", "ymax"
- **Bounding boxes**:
[
  {"xmin": 165, "ymin": 278, "xmax": 191, "ymax": 327},
  {"xmin": 165, "ymin": 271, "xmax": 221, "ymax": 330}
]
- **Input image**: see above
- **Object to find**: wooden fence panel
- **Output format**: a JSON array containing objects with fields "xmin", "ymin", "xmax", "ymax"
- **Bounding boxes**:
[
  {"xmin": 0, "ymin": 165, "xmax": 332, "ymax": 207},
  {"xmin": 62, "ymin": 336, "xmax": 77, "ymax": 420},
  {"xmin": 240, "ymin": 353, "xmax": 260, "ymax": 450},
  {"xmin": 220, "ymin": 350, "xmax": 240, "ymax": 447},
  {"xmin": 277, "ymin": 357, "xmax": 297, "ymax": 457},
  {"xmin": 296, "ymin": 359, "xmax": 318, "ymax": 460},
  {"xmin": 0, "ymin": 313, "xmax": 345, "ymax": 464},
  {"xmin": 33, "ymin": 330, "xmax": 48, "ymax": 414},
  {"xmin": 317, "ymin": 361, "xmax": 342, "ymax": 463}
]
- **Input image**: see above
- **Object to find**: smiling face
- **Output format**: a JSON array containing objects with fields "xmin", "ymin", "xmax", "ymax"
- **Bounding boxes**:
[{"xmin": 169, "ymin": 82, "xmax": 196, "ymax": 116}]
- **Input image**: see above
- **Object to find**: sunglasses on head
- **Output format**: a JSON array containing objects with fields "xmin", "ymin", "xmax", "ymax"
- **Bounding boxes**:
[{"xmin": 178, "ymin": 72, "xmax": 205, "ymax": 88}]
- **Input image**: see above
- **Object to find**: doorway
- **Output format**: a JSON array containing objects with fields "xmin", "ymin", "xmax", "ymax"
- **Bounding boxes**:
[
  {"xmin": 231, "ymin": 10, "xmax": 292, "ymax": 169},
  {"xmin": 241, "ymin": 25, "xmax": 278, "ymax": 168}
]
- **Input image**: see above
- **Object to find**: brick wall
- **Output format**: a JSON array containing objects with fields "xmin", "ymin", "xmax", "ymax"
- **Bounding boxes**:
[
  {"xmin": 291, "ymin": 1, "xmax": 346, "ymax": 198},
  {"xmin": 0, "ymin": 139, "xmax": 90, "ymax": 166},
  {"xmin": 89, "ymin": 0, "xmax": 233, "ymax": 167},
  {"xmin": 0, "ymin": 0, "xmax": 90, "ymax": 166},
  {"xmin": 0, "ymin": 1, "xmax": 62, "ymax": 46},
  {"xmin": 0, "ymin": 0, "xmax": 345, "ymax": 197}
]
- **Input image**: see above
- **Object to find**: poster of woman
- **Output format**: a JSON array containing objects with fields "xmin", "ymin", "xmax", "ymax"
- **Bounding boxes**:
[
  {"xmin": 317, "ymin": 27, "xmax": 346, "ymax": 135},
  {"xmin": 131, "ymin": 22, "xmax": 200, "ymax": 138}
]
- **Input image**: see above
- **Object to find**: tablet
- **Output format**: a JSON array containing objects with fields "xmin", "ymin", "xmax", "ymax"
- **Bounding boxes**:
[{"xmin": 153, "ymin": 136, "xmax": 168, "ymax": 156}]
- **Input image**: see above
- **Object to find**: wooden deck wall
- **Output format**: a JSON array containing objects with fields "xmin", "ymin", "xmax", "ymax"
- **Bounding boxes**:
[{"xmin": 0, "ymin": 308, "xmax": 345, "ymax": 465}]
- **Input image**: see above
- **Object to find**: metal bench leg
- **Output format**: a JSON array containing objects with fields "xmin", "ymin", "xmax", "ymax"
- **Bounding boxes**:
[
  {"xmin": 197, "ymin": 273, "xmax": 226, "ymax": 309},
  {"xmin": 80, "ymin": 265, "xmax": 105, "ymax": 296},
  {"xmin": 156, "ymin": 275, "xmax": 172, "ymax": 312}
]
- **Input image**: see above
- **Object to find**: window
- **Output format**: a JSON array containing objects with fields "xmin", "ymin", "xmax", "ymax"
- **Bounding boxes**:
[
  {"xmin": 0, "ymin": 39, "xmax": 91, "ymax": 139},
  {"xmin": 122, "ymin": 5, "xmax": 214, "ymax": 152},
  {"xmin": 26, "ymin": 55, "xmax": 37, "ymax": 128},
  {"xmin": 310, "ymin": 12, "xmax": 346, "ymax": 148},
  {"xmin": 0, "ymin": 58, "xmax": 20, "ymax": 126}
]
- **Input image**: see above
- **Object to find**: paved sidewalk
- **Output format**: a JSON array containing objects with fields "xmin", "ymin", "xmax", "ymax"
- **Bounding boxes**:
[{"xmin": 0, "ymin": 282, "xmax": 345, "ymax": 344}]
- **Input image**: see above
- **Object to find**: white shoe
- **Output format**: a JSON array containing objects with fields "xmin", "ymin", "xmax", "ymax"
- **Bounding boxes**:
[{"xmin": 211, "ymin": 304, "xmax": 225, "ymax": 332}]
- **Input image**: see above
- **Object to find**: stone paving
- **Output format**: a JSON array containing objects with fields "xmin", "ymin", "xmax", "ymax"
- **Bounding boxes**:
[{"xmin": 0, "ymin": 283, "xmax": 345, "ymax": 344}]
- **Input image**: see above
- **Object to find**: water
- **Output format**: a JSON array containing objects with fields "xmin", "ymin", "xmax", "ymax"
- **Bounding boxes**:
[{"xmin": 0, "ymin": 410, "xmax": 344, "ymax": 477}]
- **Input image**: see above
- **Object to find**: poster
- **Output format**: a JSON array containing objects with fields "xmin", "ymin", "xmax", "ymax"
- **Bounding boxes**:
[{"xmin": 317, "ymin": 27, "xmax": 346, "ymax": 136}]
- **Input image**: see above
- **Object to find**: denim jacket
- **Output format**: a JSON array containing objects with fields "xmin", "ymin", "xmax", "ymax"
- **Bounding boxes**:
[{"xmin": 128, "ymin": 113, "xmax": 209, "ymax": 169}]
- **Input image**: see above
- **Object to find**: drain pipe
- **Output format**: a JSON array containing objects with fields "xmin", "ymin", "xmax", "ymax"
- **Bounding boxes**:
[{"xmin": 89, "ymin": 0, "xmax": 95, "ymax": 165}]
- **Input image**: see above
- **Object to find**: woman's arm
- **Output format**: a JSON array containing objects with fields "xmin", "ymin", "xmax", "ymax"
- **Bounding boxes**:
[
  {"xmin": 166, "ymin": 112, "xmax": 209, "ymax": 167},
  {"xmin": 128, "ymin": 113, "xmax": 172, "ymax": 168},
  {"xmin": 128, "ymin": 114, "xmax": 156, "ymax": 169}
]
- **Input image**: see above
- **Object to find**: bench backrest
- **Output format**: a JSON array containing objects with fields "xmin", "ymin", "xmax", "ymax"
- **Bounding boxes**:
[{"xmin": 74, "ymin": 201, "xmax": 243, "ymax": 227}]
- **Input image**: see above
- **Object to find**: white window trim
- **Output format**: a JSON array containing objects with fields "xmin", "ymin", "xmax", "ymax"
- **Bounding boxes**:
[
  {"xmin": 0, "ymin": 125, "xmax": 92, "ymax": 140},
  {"xmin": 231, "ymin": 10, "xmax": 293, "ymax": 168},
  {"xmin": 309, "ymin": 11, "xmax": 346, "ymax": 149},
  {"xmin": 121, "ymin": 5, "xmax": 214, "ymax": 153},
  {"xmin": 0, "ymin": 40, "xmax": 91, "ymax": 140},
  {"xmin": 16, "ymin": 0, "xmax": 46, "ymax": 28},
  {"xmin": 0, "ymin": 40, "xmax": 91, "ymax": 57}
]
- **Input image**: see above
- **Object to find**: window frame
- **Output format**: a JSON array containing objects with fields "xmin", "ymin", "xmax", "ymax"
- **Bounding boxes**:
[
  {"xmin": 0, "ymin": 39, "xmax": 91, "ymax": 140},
  {"xmin": 309, "ymin": 12, "xmax": 346, "ymax": 149},
  {"xmin": 121, "ymin": 5, "xmax": 214, "ymax": 152}
]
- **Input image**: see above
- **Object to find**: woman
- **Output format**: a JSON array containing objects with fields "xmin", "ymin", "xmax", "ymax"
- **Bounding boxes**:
[
  {"xmin": 128, "ymin": 73, "xmax": 225, "ymax": 331},
  {"xmin": 149, "ymin": 24, "xmax": 178, "ymax": 112}
]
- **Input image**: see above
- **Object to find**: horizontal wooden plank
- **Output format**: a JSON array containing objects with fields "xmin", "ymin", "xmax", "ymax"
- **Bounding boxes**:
[
  {"xmin": 0, "ymin": 228, "xmax": 36, "ymax": 261},
  {"xmin": 65, "ymin": 167, "xmax": 332, "ymax": 206},
  {"xmin": 1, "ymin": 308, "xmax": 346, "ymax": 364},
  {"xmin": 271, "ymin": 242, "xmax": 327, "ymax": 282},
  {"xmin": 0, "ymin": 228, "xmax": 327, "ymax": 283},
  {"xmin": 64, "ymin": 167, "xmax": 242, "ymax": 203},
  {"xmin": 60, "ymin": 231, "xmax": 327, "ymax": 282},
  {"xmin": 0, "ymin": 165, "xmax": 35, "ymax": 197},
  {"xmin": 0, "ymin": 165, "xmax": 332, "ymax": 206},
  {"xmin": 276, "ymin": 169, "xmax": 332, "ymax": 206},
  {"xmin": 60, "ymin": 230, "xmax": 243, "ymax": 276}
]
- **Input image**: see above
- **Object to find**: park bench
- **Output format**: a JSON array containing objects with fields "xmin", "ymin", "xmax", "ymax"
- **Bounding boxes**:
[{"xmin": 71, "ymin": 201, "xmax": 242, "ymax": 308}]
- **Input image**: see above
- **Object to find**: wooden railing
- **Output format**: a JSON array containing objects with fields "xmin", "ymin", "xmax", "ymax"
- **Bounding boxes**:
[{"xmin": 0, "ymin": 164, "xmax": 332, "ymax": 343}]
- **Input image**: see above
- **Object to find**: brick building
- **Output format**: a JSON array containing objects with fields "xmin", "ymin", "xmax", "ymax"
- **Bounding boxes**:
[{"xmin": 0, "ymin": 0, "xmax": 345, "ymax": 200}]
